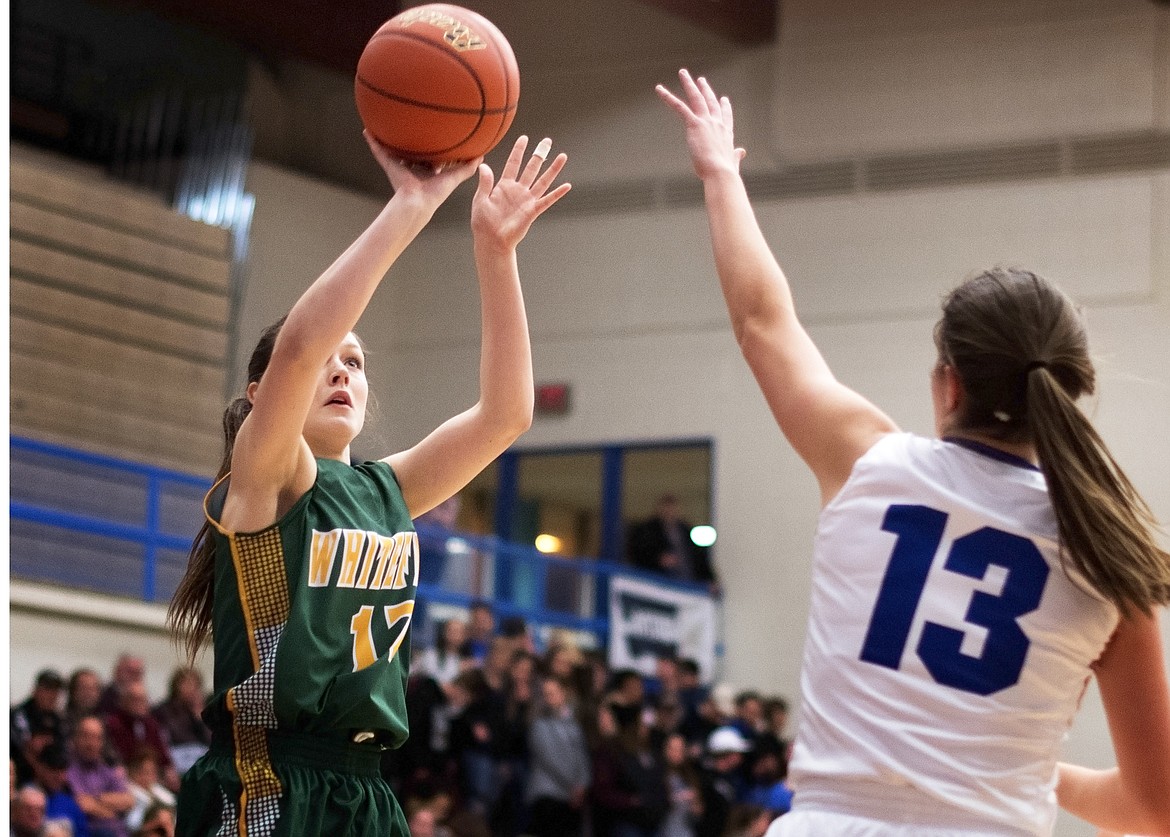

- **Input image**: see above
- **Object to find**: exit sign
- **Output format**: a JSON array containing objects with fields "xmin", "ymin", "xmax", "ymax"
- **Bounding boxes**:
[{"xmin": 535, "ymin": 382, "xmax": 571, "ymax": 415}]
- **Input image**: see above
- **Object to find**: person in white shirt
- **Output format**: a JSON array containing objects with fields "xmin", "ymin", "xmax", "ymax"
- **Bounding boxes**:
[
  {"xmin": 658, "ymin": 68, "xmax": 1170, "ymax": 837},
  {"xmin": 124, "ymin": 749, "xmax": 176, "ymax": 831}
]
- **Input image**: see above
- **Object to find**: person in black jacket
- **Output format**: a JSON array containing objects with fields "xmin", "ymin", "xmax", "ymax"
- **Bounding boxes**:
[
  {"xmin": 10, "ymin": 669, "xmax": 67, "ymax": 788},
  {"xmin": 447, "ymin": 669, "xmax": 504, "ymax": 821},
  {"xmin": 626, "ymin": 494, "xmax": 717, "ymax": 590},
  {"xmin": 590, "ymin": 702, "xmax": 670, "ymax": 837},
  {"xmin": 696, "ymin": 726, "xmax": 752, "ymax": 837}
]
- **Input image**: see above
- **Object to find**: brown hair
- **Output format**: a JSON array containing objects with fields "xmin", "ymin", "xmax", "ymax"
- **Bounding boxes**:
[
  {"xmin": 167, "ymin": 316, "xmax": 286, "ymax": 662},
  {"xmin": 935, "ymin": 267, "xmax": 1170, "ymax": 613}
]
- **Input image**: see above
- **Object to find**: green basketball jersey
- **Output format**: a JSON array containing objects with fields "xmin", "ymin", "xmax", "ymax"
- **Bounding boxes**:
[
  {"xmin": 186, "ymin": 458, "xmax": 419, "ymax": 836},
  {"xmin": 203, "ymin": 457, "xmax": 418, "ymax": 744}
]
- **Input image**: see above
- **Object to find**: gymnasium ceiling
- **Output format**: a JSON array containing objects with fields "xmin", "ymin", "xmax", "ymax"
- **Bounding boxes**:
[
  {"xmin": 82, "ymin": 0, "xmax": 778, "ymax": 195},
  {"xmin": 109, "ymin": 0, "xmax": 778, "ymax": 74}
]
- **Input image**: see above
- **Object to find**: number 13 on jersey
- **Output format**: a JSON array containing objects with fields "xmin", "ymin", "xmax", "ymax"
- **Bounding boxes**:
[{"xmin": 859, "ymin": 504, "xmax": 1050, "ymax": 696}]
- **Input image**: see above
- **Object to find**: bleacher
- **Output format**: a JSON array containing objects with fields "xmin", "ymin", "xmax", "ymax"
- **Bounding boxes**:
[{"xmin": 10, "ymin": 144, "xmax": 233, "ymax": 476}]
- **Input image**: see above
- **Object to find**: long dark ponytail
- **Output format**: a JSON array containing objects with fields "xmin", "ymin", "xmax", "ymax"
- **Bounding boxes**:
[
  {"xmin": 168, "ymin": 316, "xmax": 286, "ymax": 662},
  {"xmin": 936, "ymin": 268, "xmax": 1170, "ymax": 614}
]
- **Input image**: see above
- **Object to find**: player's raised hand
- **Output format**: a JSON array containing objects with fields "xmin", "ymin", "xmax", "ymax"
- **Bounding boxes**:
[
  {"xmin": 656, "ymin": 68, "xmax": 746, "ymax": 180},
  {"xmin": 364, "ymin": 130, "xmax": 479, "ymax": 209},
  {"xmin": 472, "ymin": 134, "xmax": 571, "ymax": 252}
]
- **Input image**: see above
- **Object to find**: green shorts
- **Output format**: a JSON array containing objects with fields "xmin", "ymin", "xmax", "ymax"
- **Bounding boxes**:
[{"xmin": 176, "ymin": 729, "xmax": 407, "ymax": 837}]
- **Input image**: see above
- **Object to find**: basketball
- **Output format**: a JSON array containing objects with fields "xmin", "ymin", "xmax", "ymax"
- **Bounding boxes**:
[{"xmin": 355, "ymin": 4, "xmax": 520, "ymax": 164}]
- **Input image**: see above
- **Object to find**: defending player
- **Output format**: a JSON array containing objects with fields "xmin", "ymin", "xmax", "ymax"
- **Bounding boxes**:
[{"xmin": 657, "ymin": 68, "xmax": 1170, "ymax": 836}]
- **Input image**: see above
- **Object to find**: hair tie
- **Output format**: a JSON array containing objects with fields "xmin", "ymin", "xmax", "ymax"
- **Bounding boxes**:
[{"xmin": 1024, "ymin": 360, "xmax": 1048, "ymax": 374}]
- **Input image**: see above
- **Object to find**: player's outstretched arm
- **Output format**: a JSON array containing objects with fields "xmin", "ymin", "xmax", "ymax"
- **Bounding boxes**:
[
  {"xmin": 657, "ymin": 69, "xmax": 895, "ymax": 502},
  {"xmin": 1057, "ymin": 610, "xmax": 1170, "ymax": 834},
  {"xmin": 387, "ymin": 135, "xmax": 571, "ymax": 518},
  {"xmin": 227, "ymin": 136, "xmax": 479, "ymax": 528}
]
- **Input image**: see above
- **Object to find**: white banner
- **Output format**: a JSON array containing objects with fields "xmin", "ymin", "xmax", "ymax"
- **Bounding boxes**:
[{"xmin": 608, "ymin": 575, "xmax": 718, "ymax": 683}]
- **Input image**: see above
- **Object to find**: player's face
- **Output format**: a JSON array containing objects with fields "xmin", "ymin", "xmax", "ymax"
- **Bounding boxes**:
[{"xmin": 305, "ymin": 334, "xmax": 369, "ymax": 455}]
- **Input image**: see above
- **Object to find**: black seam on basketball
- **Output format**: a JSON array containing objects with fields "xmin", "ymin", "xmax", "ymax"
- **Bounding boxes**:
[
  {"xmin": 363, "ymin": 29, "xmax": 486, "ymax": 100},
  {"xmin": 473, "ymin": 18, "xmax": 514, "ymax": 150},
  {"xmin": 356, "ymin": 76, "xmax": 515, "ymax": 115}
]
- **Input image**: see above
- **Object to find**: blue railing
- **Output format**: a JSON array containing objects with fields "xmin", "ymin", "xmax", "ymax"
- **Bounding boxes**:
[
  {"xmin": 10, "ymin": 436, "xmax": 212, "ymax": 602},
  {"xmin": 9, "ymin": 436, "xmax": 712, "ymax": 651}
]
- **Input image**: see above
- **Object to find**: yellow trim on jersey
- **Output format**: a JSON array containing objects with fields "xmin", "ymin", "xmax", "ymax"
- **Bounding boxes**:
[
  {"xmin": 227, "ymin": 533, "xmax": 262, "ymax": 673},
  {"xmin": 207, "ymin": 472, "xmax": 291, "ymax": 836},
  {"xmin": 226, "ymin": 690, "xmax": 250, "ymax": 836},
  {"xmin": 202, "ymin": 471, "xmax": 233, "ymax": 537}
]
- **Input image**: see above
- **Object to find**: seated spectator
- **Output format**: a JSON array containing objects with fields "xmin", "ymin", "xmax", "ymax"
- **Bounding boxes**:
[
  {"xmin": 526, "ymin": 676, "xmax": 590, "ymax": 837},
  {"xmin": 65, "ymin": 669, "xmax": 104, "ymax": 738},
  {"xmin": 730, "ymin": 690, "xmax": 764, "ymax": 750},
  {"xmin": 494, "ymin": 649, "xmax": 536, "ymax": 837},
  {"xmin": 645, "ymin": 654, "xmax": 682, "ymax": 704},
  {"xmin": 11, "ymin": 784, "xmax": 71, "ymax": 837},
  {"xmin": 481, "ymin": 637, "xmax": 515, "ymax": 693},
  {"xmin": 722, "ymin": 802, "xmax": 773, "ymax": 837},
  {"xmin": 132, "ymin": 801, "xmax": 175, "ymax": 837},
  {"xmin": 759, "ymin": 696, "xmax": 790, "ymax": 757},
  {"xmin": 660, "ymin": 732, "xmax": 704, "ymax": 837},
  {"xmin": 605, "ymin": 669, "xmax": 646, "ymax": 720},
  {"xmin": 421, "ymin": 618, "xmax": 472, "ymax": 688},
  {"xmin": 743, "ymin": 737, "xmax": 792, "ymax": 818},
  {"xmin": 33, "ymin": 743, "xmax": 89, "ymax": 837},
  {"xmin": 589, "ymin": 702, "xmax": 670, "ymax": 837},
  {"xmin": 406, "ymin": 800, "xmax": 453, "ymax": 837},
  {"xmin": 570, "ymin": 651, "xmax": 612, "ymax": 756},
  {"xmin": 66, "ymin": 715, "xmax": 133, "ymax": 837},
  {"xmin": 11, "ymin": 669, "xmax": 67, "ymax": 788},
  {"xmin": 103, "ymin": 683, "xmax": 179, "ymax": 793},
  {"xmin": 542, "ymin": 642, "xmax": 585, "ymax": 686},
  {"xmin": 696, "ymin": 726, "xmax": 752, "ymax": 837},
  {"xmin": 396, "ymin": 668, "xmax": 456, "ymax": 805},
  {"xmin": 97, "ymin": 656, "xmax": 145, "ymax": 715},
  {"xmin": 675, "ymin": 659, "xmax": 709, "ymax": 740},
  {"xmin": 446, "ymin": 669, "xmax": 503, "ymax": 821},
  {"xmin": 499, "ymin": 615, "xmax": 535, "ymax": 655},
  {"xmin": 123, "ymin": 748, "xmax": 175, "ymax": 832},
  {"xmin": 465, "ymin": 601, "xmax": 496, "ymax": 665},
  {"xmin": 150, "ymin": 668, "xmax": 211, "ymax": 776},
  {"xmin": 684, "ymin": 683, "xmax": 734, "ymax": 760},
  {"xmin": 649, "ymin": 694, "xmax": 686, "ymax": 755}
]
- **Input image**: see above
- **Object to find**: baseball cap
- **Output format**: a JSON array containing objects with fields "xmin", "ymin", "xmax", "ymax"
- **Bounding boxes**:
[
  {"xmin": 707, "ymin": 725, "xmax": 752, "ymax": 754},
  {"xmin": 35, "ymin": 669, "xmax": 65, "ymax": 690}
]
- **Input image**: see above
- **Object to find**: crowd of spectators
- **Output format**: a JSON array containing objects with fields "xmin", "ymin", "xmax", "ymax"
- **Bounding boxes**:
[
  {"xmin": 10, "ymin": 656, "xmax": 204, "ymax": 837},
  {"xmin": 10, "ymin": 610, "xmax": 792, "ymax": 837},
  {"xmin": 390, "ymin": 605, "xmax": 792, "ymax": 837}
]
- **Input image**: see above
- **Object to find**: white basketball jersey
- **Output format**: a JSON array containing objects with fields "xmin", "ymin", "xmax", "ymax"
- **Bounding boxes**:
[{"xmin": 786, "ymin": 433, "xmax": 1119, "ymax": 836}]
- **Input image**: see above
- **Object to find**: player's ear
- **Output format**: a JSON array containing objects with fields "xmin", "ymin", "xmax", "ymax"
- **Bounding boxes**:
[
  {"xmin": 931, "ymin": 361, "xmax": 964, "ymax": 434},
  {"xmin": 939, "ymin": 363, "xmax": 964, "ymax": 415},
  {"xmin": 246, "ymin": 381, "xmax": 260, "ymax": 405}
]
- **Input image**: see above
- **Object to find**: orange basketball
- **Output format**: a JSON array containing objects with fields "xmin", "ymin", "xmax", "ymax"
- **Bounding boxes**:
[{"xmin": 355, "ymin": 4, "xmax": 520, "ymax": 163}]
